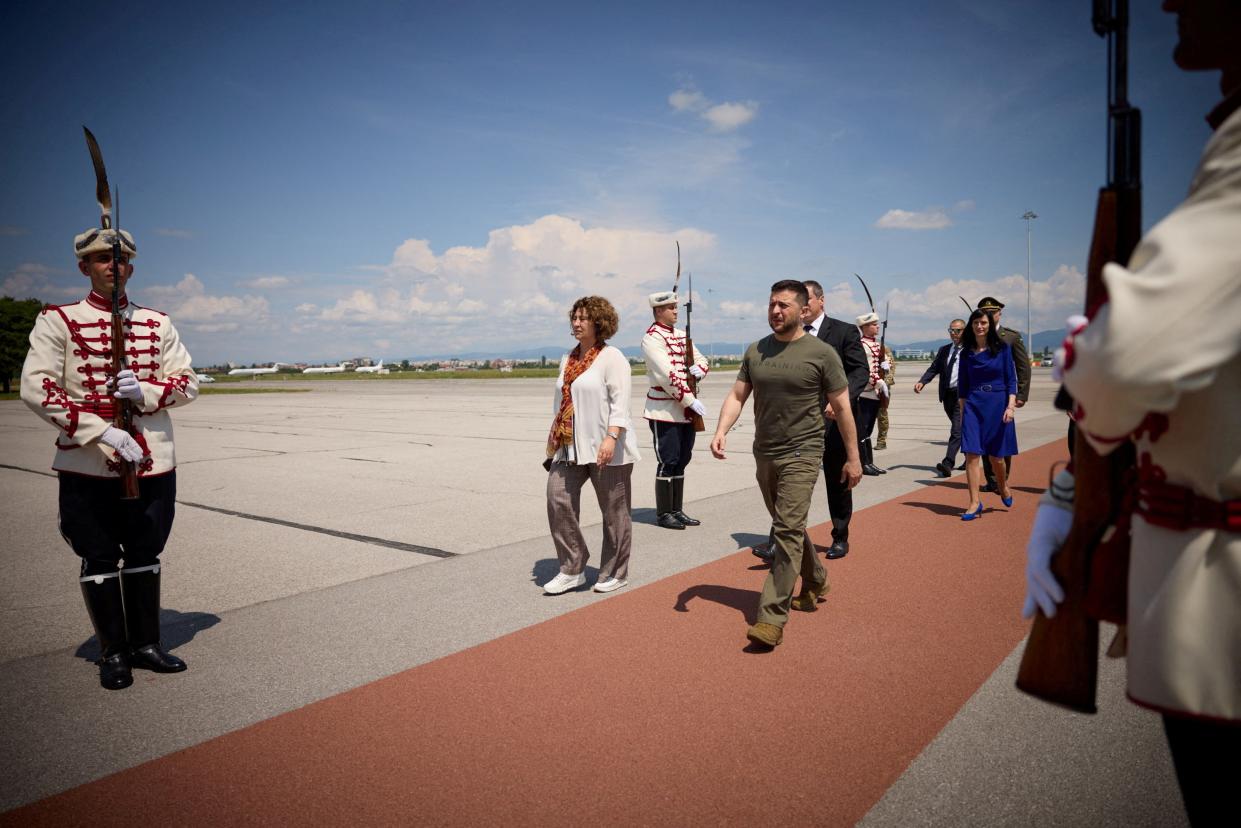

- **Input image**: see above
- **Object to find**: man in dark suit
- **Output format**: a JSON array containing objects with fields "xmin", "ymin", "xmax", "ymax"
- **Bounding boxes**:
[
  {"xmin": 914, "ymin": 319, "xmax": 966, "ymax": 477},
  {"xmin": 978, "ymin": 297, "xmax": 1030, "ymax": 490},
  {"xmin": 753, "ymin": 279, "xmax": 869, "ymax": 561}
]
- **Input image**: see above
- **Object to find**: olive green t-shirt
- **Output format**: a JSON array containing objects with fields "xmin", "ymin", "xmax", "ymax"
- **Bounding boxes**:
[{"xmin": 737, "ymin": 333, "xmax": 848, "ymax": 458}]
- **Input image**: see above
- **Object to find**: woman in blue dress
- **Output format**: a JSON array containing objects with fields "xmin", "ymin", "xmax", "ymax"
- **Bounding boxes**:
[{"xmin": 957, "ymin": 309, "xmax": 1018, "ymax": 519}]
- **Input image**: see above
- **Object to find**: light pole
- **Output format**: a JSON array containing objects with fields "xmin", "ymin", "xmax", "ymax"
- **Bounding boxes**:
[{"xmin": 1022, "ymin": 210, "xmax": 1037, "ymax": 352}]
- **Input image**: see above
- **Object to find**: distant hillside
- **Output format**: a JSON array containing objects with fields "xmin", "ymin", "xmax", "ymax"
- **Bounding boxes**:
[
  {"xmin": 894, "ymin": 329, "xmax": 1061, "ymax": 354},
  {"xmin": 406, "ymin": 330, "xmax": 1063, "ymax": 363},
  {"xmin": 415, "ymin": 341, "xmax": 758, "ymax": 362}
]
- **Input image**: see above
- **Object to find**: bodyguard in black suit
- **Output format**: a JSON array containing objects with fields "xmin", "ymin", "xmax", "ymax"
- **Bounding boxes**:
[
  {"xmin": 805, "ymin": 280, "xmax": 869, "ymax": 559},
  {"xmin": 915, "ymin": 319, "xmax": 966, "ymax": 477}
]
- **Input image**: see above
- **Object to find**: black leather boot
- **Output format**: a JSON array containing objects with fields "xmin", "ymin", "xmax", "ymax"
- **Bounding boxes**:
[
  {"xmin": 120, "ymin": 564, "xmax": 187, "ymax": 673},
  {"xmin": 655, "ymin": 479, "xmax": 685, "ymax": 530},
  {"xmin": 670, "ymin": 478, "xmax": 700, "ymax": 526},
  {"xmin": 80, "ymin": 572, "xmax": 133, "ymax": 690}
]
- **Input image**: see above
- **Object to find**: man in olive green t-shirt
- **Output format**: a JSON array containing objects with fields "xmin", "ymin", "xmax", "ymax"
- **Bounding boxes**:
[{"xmin": 712, "ymin": 280, "xmax": 862, "ymax": 648}]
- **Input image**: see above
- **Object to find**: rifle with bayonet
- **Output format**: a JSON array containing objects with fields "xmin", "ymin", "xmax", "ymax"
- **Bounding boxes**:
[
  {"xmin": 672, "ymin": 242, "xmax": 705, "ymax": 432},
  {"xmin": 1015, "ymin": 0, "xmax": 1142, "ymax": 714},
  {"xmin": 878, "ymin": 301, "xmax": 888, "ymax": 412},
  {"xmin": 84, "ymin": 126, "xmax": 140, "ymax": 500}
]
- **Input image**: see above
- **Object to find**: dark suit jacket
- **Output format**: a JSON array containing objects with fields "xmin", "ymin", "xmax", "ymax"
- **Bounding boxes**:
[
  {"xmin": 815, "ymin": 315, "xmax": 869, "ymax": 403},
  {"xmin": 997, "ymin": 327, "xmax": 1031, "ymax": 402},
  {"xmin": 918, "ymin": 342, "xmax": 961, "ymax": 402}
]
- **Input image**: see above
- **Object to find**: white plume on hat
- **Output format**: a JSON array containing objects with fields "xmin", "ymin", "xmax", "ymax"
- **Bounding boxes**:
[
  {"xmin": 74, "ymin": 228, "xmax": 137, "ymax": 260},
  {"xmin": 648, "ymin": 290, "xmax": 678, "ymax": 308},
  {"xmin": 856, "ymin": 311, "xmax": 879, "ymax": 326}
]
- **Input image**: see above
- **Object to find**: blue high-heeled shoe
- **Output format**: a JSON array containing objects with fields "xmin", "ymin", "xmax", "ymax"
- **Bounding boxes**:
[
  {"xmin": 999, "ymin": 490, "xmax": 1014, "ymax": 508},
  {"xmin": 961, "ymin": 504, "xmax": 984, "ymax": 521}
]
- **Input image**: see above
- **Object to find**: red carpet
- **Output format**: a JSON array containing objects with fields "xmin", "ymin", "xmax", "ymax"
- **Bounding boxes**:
[{"xmin": 4, "ymin": 441, "xmax": 1065, "ymax": 826}]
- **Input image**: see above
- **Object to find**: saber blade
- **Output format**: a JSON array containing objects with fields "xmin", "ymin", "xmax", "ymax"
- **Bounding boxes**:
[
  {"xmin": 854, "ymin": 273, "xmax": 875, "ymax": 314},
  {"xmin": 82, "ymin": 126, "xmax": 113, "ymax": 229}
]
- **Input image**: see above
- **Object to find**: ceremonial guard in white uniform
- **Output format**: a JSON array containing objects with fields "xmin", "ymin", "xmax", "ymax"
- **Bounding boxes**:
[
  {"xmin": 22, "ymin": 223, "xmax": 198, "ymax": 690},
  {"xmin": 855, "ymin": 312, "xmax": 887, "ymax": 476},
  {"xmin": 1023, "ymin": 3, "xmax": 1241, "ymax": 818},
  {"xmin": 641, "ymin": 290, "xmax": 709, "ymax": 530}
]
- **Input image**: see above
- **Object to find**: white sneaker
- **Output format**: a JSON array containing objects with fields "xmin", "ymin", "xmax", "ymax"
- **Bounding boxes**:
[
  {"xmin": 543, "ymin": 572, "xmax": 586, "ymax": 595},
  {"xmin": 593, "ymin": 577, "xmax": 628, "ymax": 593}
]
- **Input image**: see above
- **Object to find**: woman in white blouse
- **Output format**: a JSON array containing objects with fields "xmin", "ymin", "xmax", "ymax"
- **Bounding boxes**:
[{"xmin": 543, "ymin": 296, "xmax": 641, "ymax": 595}]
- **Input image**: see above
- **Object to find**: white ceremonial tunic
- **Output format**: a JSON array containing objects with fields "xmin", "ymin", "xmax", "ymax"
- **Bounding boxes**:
[
  {"xmin": 1063, "ymin": 106, "xmax": 1241, "ymax": 722},
  {"xmin": 641, "ymin": 322, "xmax": 708, "ymax": 423},
  {"xmin": 21, "ymin": 290, "xmax": 198, "ymax": 478},
  {"xmin": 859, "ymin": 336, "xmax": 882, "ymax": 401}
]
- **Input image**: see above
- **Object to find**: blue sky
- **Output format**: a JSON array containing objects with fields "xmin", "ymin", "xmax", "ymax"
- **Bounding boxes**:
[{"xmin": 1, "ymin": 1, "xmax": 1223, "ymax": 364}]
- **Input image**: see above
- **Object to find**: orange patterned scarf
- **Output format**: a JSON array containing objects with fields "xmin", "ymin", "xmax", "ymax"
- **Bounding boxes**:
[{"xmin": 546, "ymin": 344, "xmax": 602, "ymax": 458}]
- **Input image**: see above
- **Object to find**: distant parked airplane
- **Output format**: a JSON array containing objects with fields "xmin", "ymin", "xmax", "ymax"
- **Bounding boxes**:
[
  {"xmin": 302, "ymin": 362, "xmax": 350, "ymax": 374},
  {"xmin": 354, "ymin": 360, "xmax": 388, "ymax": 374},
  {"xmin": 227, "ymin": 362, "xmax": 287, "ymax": 376}
]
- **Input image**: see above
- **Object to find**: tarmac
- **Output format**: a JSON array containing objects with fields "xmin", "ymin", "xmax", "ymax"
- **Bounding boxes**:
[{"xmin": 0, "ymin": 364, "xmax": 1188, "ymax": 825}]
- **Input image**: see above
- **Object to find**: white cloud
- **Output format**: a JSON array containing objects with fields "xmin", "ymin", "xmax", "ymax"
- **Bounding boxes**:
[
  {"xmin": 703, "ymin": 101, "xmax": 759, "ymax": 132},
  {"xmin": 238, "ymin": 275, "xmax": 293, "ymax": 290},
  {"xmin": 311, "ymin": 215, "xmax": 715, "ymax": 349},
  {"xmin": 2, "ymin": 263, "xmax": 81, "ymax": 300},
  {"xmin": 668, "ymin": 88, "xmax": 707, "ymax": 112},
  {"xmin": 669, "ymin": 86, "xmax": 759, "ymax": 132},
  {"xmin": 718, "ymin": 300, "xmax": 762, "ymax": 318},
  {"xmin": 0, "ymin": 225, "xmax": 29, "ymax": 236},
  {"xmin": 874, "ymin": 208, "xmax": 953, "ymax": 230},
  {"xmin": 141, "ymin": 273, "xmax": 270, "ymax": 333},
  {"xmin": 882, "ymin": 266, "xmax": 1085, "ymax": 342},
  {"xmin": 953, "ymin": 199, "xmax": 976, "ymax": 213}
]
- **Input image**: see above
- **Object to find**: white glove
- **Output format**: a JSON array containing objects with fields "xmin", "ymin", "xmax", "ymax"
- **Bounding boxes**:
[
  {"xmin": 100, "ymin": 426, "xmax": 144, "ymax": 463},
  {"xmin": 687, "ymin": 399, "xmax": 707, "ymax": 417},
  {"xmin": 876, "ymin": 379, "xmax": 889, "ymax": 398},
  {"xmin": 1022, "ymin": 503, "xmax": 1072, "ymax": 619},
  {"xmin": 688, "ymin": 364, "xmax": 707, "ymax": 380},
  {"xmin": 880, "ymin": 360, "xmax": 891, "ymax": 373},
  {"xmin": 108, "ymin": 369, "xmax": 143, "ymax": 402},
  {"xmin": 1052, "ymin": 315, "xmax": 1088, "ymax": 383}
]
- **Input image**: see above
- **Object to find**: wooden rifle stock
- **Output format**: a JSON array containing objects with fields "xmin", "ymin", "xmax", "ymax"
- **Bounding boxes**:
[
  {"xmin": 685, "ymin": 331, "xmax": 705, "ymax": 433},
  {"xmin": 109, "ymin": 248, "xmax": 140, "ymax": 501},
  {"xmin": 1015, "ymin": 39, "xmax": 1143, "ymax": 713}
]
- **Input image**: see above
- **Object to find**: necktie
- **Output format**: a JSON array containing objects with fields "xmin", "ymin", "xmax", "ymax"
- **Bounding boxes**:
[
  {"xmin": 947, "ymin": 346, "xmax": 959, "ymax": 388},
  {"xmin": 804, "ymin": 324, "xmax": 813, "ymax": 333}
]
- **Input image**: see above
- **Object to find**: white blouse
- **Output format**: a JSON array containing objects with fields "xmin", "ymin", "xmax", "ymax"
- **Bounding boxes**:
[{"xmin": 552, "ymin": 345, "xmax": 641, "ymax": 466}]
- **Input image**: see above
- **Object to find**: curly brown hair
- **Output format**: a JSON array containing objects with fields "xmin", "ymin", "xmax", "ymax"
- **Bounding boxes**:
[{"xmin": 568, "ymin": 295, "xmax": 619, "ymax": 342}]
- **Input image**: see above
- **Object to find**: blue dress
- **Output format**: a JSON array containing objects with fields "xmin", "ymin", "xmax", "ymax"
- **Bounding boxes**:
[{"xmin": 959, "ymin": 343, "xmax": 1019, "ymax": 457}]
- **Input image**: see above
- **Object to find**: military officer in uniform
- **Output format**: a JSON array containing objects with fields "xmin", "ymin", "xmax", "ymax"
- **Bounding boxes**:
[
  {"xmin": 641, "ymin": 290, "xmax": 709, "ymax": 530},
  {"xmin": 21, "ymin": 224, "xmax": 198, "ymax": 690},
  {"xmin": 875, "ymin": 342, "xmax": 895, "ymax": 451},
  {"xmin": 977, "ymin": 296, "xmax": 1029, "ymax": 490}
]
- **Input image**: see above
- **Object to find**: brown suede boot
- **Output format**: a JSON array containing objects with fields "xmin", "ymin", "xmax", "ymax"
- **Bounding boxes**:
[
  {"xmin": 745, "ymin": 622, "xmax": 783, "ymax": 648},
  {"xmin": 791, "ymin": 579, "xmax": 831, "ymax": 612}
]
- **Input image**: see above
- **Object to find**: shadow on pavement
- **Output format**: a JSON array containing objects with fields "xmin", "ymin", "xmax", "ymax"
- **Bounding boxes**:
[
  {"xmin": 531, "ymin": 558, "xmax": 598, "ymax": 589},
  {"xmin": 901, "ymin": 501, "xmax": 983, "ymax": 517},
  {"xmin": 74, "ymin": 608, "xmax": 222, "ymax": 661},
  {"xmin": 673, "ymin": 584, "xmax": 758, "ymax": 624},
  {"xmin": 730, "ymin": 531, "xmax": 769, "ymax": 551}
]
